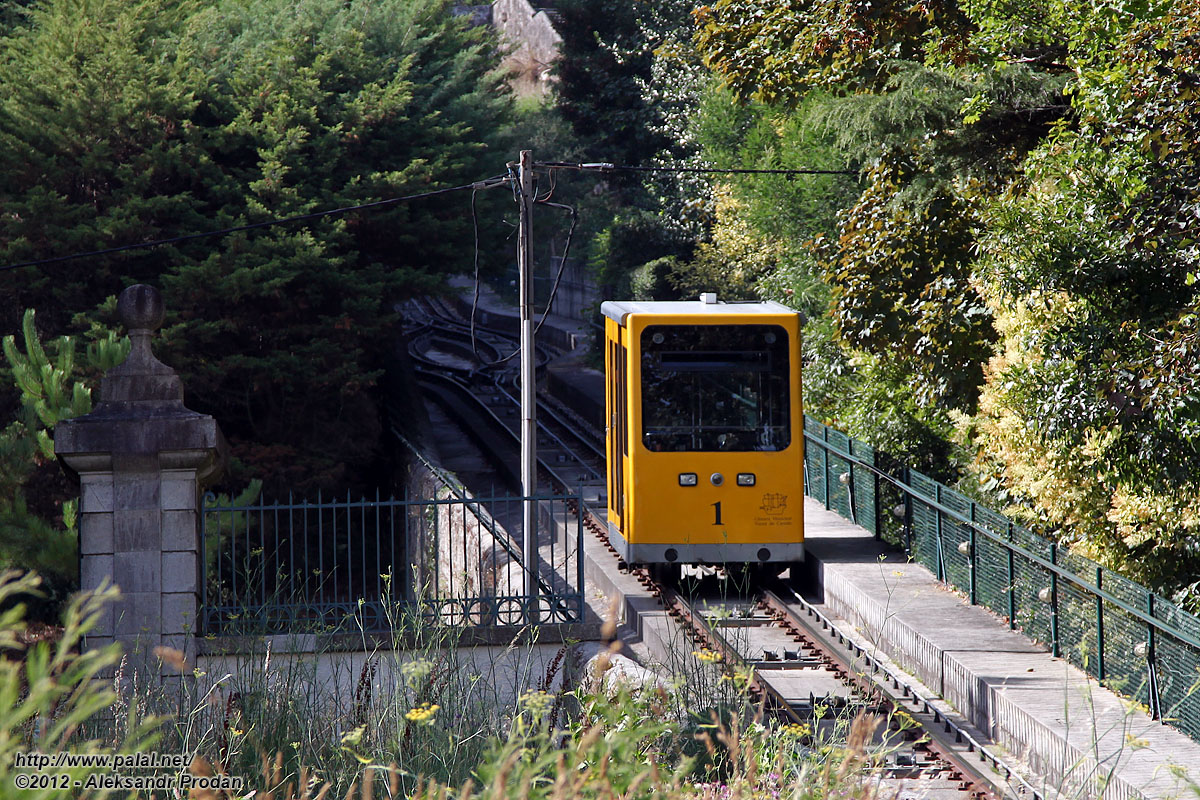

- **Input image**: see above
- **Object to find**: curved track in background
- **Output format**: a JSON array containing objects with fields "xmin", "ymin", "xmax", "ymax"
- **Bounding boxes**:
[{"xmin": 403, "ymin": 296, "xmax": 604, "ymax": 493}]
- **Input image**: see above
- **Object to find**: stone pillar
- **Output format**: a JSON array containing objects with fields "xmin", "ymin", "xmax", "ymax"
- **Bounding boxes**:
[{"xmin": 56, "ymin": 285, "xmax": 226, "ymax": 673}]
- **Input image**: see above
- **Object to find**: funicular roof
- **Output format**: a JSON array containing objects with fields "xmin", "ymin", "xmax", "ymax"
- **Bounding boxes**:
[{"xmin": 600, "ymin": 297, "xmax": 797, "ymax": 325}]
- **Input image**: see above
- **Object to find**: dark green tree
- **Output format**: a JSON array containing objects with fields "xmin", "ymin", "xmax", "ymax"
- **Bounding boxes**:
[
  {"xmin": 0, "ymin": 0, "xmax": 208, "ymax": 335},
  {"xmin": 553, "ymin": 0, "xmax": 671, "ymax": 168},
  {"xmin": 155, "ymin": 0, "xmax": 513, "ymax": 491},
  {"xmin": 0, "ymin": 0, "xmax": 514, "ymax": 494}
]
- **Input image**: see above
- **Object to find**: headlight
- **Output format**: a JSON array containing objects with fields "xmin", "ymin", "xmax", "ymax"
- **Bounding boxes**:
[
  {"xmin": 678, "ymin": 473, "xmax": 698, "ymax": 486},
  {"xmin": 737, "ymin": 473, "xmax": 756, "ymax": 486}
]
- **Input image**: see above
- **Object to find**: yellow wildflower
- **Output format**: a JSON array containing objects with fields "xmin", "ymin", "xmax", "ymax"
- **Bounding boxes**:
[{"xmin": 406, "ymin": 702, "xmax": 440, "ymax": 724}]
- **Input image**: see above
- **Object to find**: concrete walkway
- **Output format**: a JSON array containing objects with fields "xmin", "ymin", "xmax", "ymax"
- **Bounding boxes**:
[{"xmin": 804, "ymin": 497, "xmax": 1200, "ymax": 800}]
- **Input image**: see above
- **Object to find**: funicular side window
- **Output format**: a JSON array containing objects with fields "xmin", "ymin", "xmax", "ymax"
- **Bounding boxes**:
[
  {"xmin": 640, "ymin": 324, "xmax": 790, "ymax": 452},
  {"xmin": 609, "ymin": 335, "xmax": 629, "ymax": 528}
]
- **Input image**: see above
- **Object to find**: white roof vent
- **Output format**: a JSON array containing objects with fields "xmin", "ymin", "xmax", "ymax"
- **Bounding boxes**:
[{"xmin": 699, "ymin": 292, "xmax": 718, "ymax": 305}]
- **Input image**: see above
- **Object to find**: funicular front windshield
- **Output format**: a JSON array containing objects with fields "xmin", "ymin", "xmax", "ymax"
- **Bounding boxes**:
[{"xmin": 640, "ymin": 324, "xmax": 790, "ymax": 452}]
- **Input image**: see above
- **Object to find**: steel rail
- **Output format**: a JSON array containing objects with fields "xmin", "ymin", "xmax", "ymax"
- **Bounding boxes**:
[
  {"xmin": 761, "ymin": 581, "xmax": 1045, "ymax": 800},
  {"xmin": 413, "ymin": 299, "xmax": 555, "ymax": 370},
  {"xmin": 652, "ymin": 580, "xmax": 809, "ymax": 726},
  {"xmin": 615, "ymin": 547, "xmax": 1008, "ymax": 799},
  {"xmin": 493, "ymin": 373, "xmax": 604, "ymax": 481},
  {"xmin": 410, "ymin": 296, "xmax": 604, "ymax": 486}
]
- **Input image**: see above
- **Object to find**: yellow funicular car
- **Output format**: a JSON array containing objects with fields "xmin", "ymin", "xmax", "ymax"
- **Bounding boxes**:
[{"xmin": 603, "ymin": 294, "xmax": 805, "ymax": 578}]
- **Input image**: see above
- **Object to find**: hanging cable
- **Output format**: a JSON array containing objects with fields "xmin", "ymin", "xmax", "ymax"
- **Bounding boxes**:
[
  {"xmin": 0, "ymin": 175, "xmax": 510, "ymax": 273},
  {"xmin": 468, "ymin": 184, "xmax": 495, "ymax": 366},
  {"xmin": 535, "ymin": 168, "xmax": 558, "ymax": 203},
  {"xmin": 469, "ymin": 164, "xmax": 524, "ymax": 367},
  {"xmin": 468, "ymin": 195, "xmax": 580, "ymax": 369},
  {"xmin": 533, "ymin": 199, "xmax": 578, "ymax": 336}
]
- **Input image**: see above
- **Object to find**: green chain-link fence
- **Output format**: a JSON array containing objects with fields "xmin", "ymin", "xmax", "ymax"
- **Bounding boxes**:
[{"xmin": 803, "ymin": 415, "xmax": 1200, "ymax": 743}]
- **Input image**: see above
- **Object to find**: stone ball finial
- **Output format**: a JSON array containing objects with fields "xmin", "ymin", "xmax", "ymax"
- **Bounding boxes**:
[{"xmin": 117, "ymin": 284, "xmax": 165, "ymax": 332}]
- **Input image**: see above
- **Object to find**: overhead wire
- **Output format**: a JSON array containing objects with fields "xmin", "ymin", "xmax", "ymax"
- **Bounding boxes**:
[
  {"xmin": 4, "ymin": 156, "xmax": 841, "ymax": 369},
  {"xmin": 539, "ymin": 161, "xmax": 859, "ymax": 176},
  {"xmin": 470, "ymin": 165, "xmax": 523, "ymax": 367},
  {"xmin": 535, "ymin": 168, "xmax": 558, "ymax": 203},
  {"xmin": 469, "ymin": 158, "xmax": 851, "ymax": 364},
  {"xmin": 471, "ymin": 157, "xmax": 826, "ymax": 369},
  {"xmin": 2, "ymin": 160, "xmax": 851, "ymax": 275},
  {"xmin": 0, "ymin": 175, "xmax": 510, "ymax": 273}
]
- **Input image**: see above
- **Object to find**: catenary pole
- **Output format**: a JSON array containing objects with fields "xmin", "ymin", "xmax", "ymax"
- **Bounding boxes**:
[{"xmin": 518, "ymin": 150, "xmax": 539, "ymax": 621}]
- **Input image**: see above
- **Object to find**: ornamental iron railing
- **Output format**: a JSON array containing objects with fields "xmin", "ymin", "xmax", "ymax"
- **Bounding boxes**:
[
  {"xmin": 803, "ymin": 415, "xmax": 1200, "ymax": 744},
  {"xmin": 200, "ymin": 487, "xmax": 585, "ymax": 635}
]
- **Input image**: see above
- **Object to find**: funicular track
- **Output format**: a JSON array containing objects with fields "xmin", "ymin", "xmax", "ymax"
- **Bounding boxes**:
[
  {"xmin": 573, "ymin": 497, "xmax": 1047, "ymax": 800},
  {"xmin": 404, "ymin": 296, "xmax": 604, "ymax": 489},
  {"xmin": 404, "ymin": 295, "xmax": 1043, "ymax": 800}
]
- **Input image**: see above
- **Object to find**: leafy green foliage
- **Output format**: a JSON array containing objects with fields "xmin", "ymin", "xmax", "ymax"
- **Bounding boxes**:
[
  {"xmin": 960, "ymin": 0, "xmax": 1162, "ymax": 72},
  {"xmin": 588, "ymin": 207, "xmax": 694, "ymax": 299},
  {"xmin": 553, "ymin": 0, "xmax": 676, "ymax": 168},
  {"xmin": 667, "ymin": 187, "xmax": 786, "ymax": 299},
  {"xmin": 969, "ymin": 1, "xmax": 1200, "ymax": 594},
  {"xmin": 2, "ymin": 310, "xmax": 127, "ymax": 458},
  {"xmin": 818, "ymin": 158, "xmax": 992, "ymax": 412},
  {"xmin": 694, "ymin": 87, "xmax": 857, "ymax": 248},
  {"xmin": 695, "ymin": 0, "xmax": 971, "ymax": 102},
  {"xmin": 0, "ymin": 311, "xmax": 128, "ymax": 607},
  {"xmin": 0, "ymin": 0, "xmax": 206, "ymax": 333},
  {"xmin": 0, "ymin": 572, "xmax": 163, "ymax": 798},
  {"xmin": 0, "ymin": 0, "xmax": 513, "ymax": 494}
]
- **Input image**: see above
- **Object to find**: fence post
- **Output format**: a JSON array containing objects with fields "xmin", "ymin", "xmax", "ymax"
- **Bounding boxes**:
[
  {"xmin": 1007, "ymin": 522, "xmax": 1016, "ymax": 631},
  {"xmin": 846, "ymin": 455, "xmax": 857, "ymax": 526},
  {"xmin": 318, "ymin": 489, "xmax": 328, "ymax": 605},
  {"xmin": 872, "ymin": 451, "xmax": 881, "ymax": 541},
  {"xmin": 1049, "ymin": 542, "xmax": 1060, "ymax": 658},
  {"xmin": 969, "ymin": 503, "xmax": 977, "ymax": 605},
  {"xmin": 1147, "ymin": 594, "xmax": 1161, "ymax": 720},
  {"xmin": 903, "ymin": 467, "xmax": 913, "ymax": 554},
  {"xmin": 1096, "ymin": 567, "xmax": 1105, "ymax": 682},
  {"xmin": 403, "ymin": 482, "xmax": 416, "ymax": 603},
  {"xmin": 934, "ymin": 485, "xmax": 945, "ymax": 582},
  {"xmin": 577, "ymin": 481, "xmax": 585, "ymax": 621},
  {"xmin": 55, "ymin": 285, "xmax": 226, "ymax": 676},
  {"xmin": 802, "ymin": 428, "xmax": 810, "ymax": 498},
  {"xmin": 822, "ymin": 425, "xmax": 830, "ymax": 510}
]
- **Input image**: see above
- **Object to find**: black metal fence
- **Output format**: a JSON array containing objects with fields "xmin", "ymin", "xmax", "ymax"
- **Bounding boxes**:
[
  {"xmin": 200, "ymin": 488, "xmax": 585, "ymax": 635},
  {"xmin": 804, "ymin": 415, "xmax": 1200, "ymax": 744}
]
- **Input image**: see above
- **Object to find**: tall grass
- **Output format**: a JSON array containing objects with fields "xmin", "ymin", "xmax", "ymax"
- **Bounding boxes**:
[{"xmin": 2, "ymin": 570, "xmax": 914, "ymax": 799}]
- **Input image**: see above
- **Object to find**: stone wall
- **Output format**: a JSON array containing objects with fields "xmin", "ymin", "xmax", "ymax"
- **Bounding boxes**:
[
  {"xmin": 492, "ymin": 0, "xmax": 561, "ymax": 98},
  {"xmin": 405, "ymin": 458, "xmax": 527, "ymax": 623}
]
